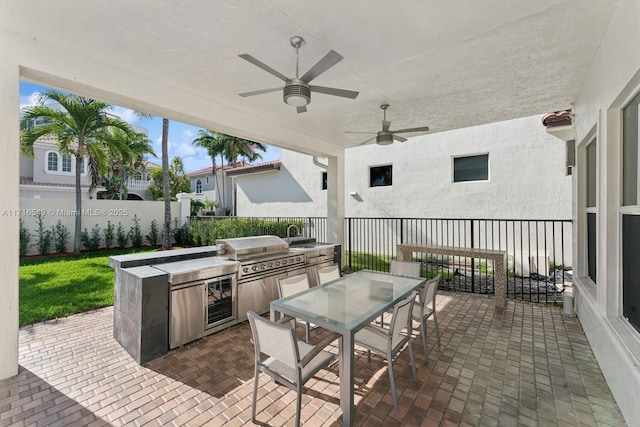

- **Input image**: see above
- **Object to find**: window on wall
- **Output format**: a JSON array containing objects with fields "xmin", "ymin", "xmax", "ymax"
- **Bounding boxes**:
[
  {"xmin": 586, "ymin": 137, "xmax": 597, "ymax": 284},
  {"xmin": 453, "ymin": 154, "xmax": 489, "ymax": 182},
  {"xmin": 47, "ymin": 152, "xmax": 58, "ymax": 171},
  {"xmin": 370, "ymin": 165, "xmax": 392, "ymax": 187},
  {"xmin": 134, "ymin": 172, "xmax": 143, "ymax": 181},
  {"xmin": 322, "ymin": 172, "xmax": 327, "ymax": 190},
  {"xmin": 61, "ymin": 155, "xmax": 72, "ymax": 172},
  {"xmin": 622, "ymin": 91, "xmax": 640, "ymax": 331},
  {"xmin": 196, "ymin": 179, "xmax": 202, "ymax": 193}
]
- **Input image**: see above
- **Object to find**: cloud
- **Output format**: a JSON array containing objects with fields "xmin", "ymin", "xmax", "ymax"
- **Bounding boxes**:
[
  {"xmin": 109, "ymin": 106, "xmax": 140, "ymax": 124},
  {"xmin": 19, "ymin": 91, "xmax": 59, "ymax": 110}
]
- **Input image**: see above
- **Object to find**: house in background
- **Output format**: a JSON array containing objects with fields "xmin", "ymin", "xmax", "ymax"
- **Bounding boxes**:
[
  {"xmin": 19, "ymin": 126, "xmax": 157, "ymax": 200},
  {"xmin": 234, "ymin": 114, "xmax": 572, "ymax": 220}
]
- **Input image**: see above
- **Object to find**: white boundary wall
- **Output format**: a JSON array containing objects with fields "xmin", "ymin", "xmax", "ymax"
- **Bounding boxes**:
[{"xmin": 17, "ymin": 198, "xmax": 180, "ymax": 255}]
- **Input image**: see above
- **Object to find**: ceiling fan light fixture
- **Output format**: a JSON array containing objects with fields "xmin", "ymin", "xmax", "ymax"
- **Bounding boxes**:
[
  {"xmin": 283, "ymin": 80, "xmax": 311, "ymax": 107},
  {"xmin": 376, "ymin": 133, "xmax": 394, "ymax": 145}
]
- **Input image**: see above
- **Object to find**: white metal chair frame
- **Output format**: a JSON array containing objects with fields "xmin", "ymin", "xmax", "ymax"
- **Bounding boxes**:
[
  {"xmin": 354, "ymin": 291, "xmax": 418, "ymax": 411},
  {"xmin": 380, "ymin": 260, "xmax": 422, "ymax": 325},
  {"xmin": 389, "ymin": 260, "xmax": 422, "ymax": 277},
  {"xmin": 277, "ymin": 273, "xmax": 314, "ymax": 342},
  {"xmin": 247, "ymin": 311, "xmax": 339, "ymax": 427},
  {"xmin": 413, "ymin": 274, "xmax": 441, "ymax": 361},
  {"xmin": 315, "ymin": 264, "xmax": 341, "ymax": 285}
]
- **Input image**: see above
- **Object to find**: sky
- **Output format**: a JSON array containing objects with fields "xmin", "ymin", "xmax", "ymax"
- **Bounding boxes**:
[{"xmin": 19, "ymin": 82, "xmax": 281, "ymax": 173}]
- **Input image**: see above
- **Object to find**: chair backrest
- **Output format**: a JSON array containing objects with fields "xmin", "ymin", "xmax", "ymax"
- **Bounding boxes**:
[
  {"xmin": 277, "ymin": 273, "xmax": 310, "ymax": 298},
  {"xmin": 388, "ymin": 291, "xmax": 417, "ymax": 349},
  {"xmin": 390, "ymin": 260, "xmax": 421, "ymax": 277},
  {"xmin": 420, "ymin": 274, "xmax": 441, "ymax": 309},
  {"xmin": 315, "ymin": 264, "xmax": 341, "ymax": 285},
  {"xmin": 247, "ymin": 310, "xmax": 299, "ymax": 371}
]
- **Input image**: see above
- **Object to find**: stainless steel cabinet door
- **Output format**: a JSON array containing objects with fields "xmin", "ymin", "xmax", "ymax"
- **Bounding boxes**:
[{"xmin": 170, "ymin": 284, "xmax": 205, "ymax": 349}]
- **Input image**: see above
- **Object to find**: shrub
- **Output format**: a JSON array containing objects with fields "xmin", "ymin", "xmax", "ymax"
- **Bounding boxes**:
[
  {"xmin": 173, "ymin": 218, "xmax": 192, "ymax": 246},
  {"xmin": 19, "ymin": 219, "xmax": 31, "ymax": 257},
  {"xmin": 146, "ymin": 219, "xmax": 159, "ymax": 246},
  {"xmin": 181, "ymin": 218, "xmax": 305, "ymax": 247},
  {"xmin": 35, "ymin": 212, "xmax": 52, "ymax": 255},
  {"xmin": 104, "ymin": 221, "xmax": 115, "ymax": 249},
  {"xmin": 81, "ymin": 224, "xmax": 101, "ymax": 251},
  {"xmin": 116, "ymin": 222, "xmax": 128, "ymax": 248},
  {"xmin": 129, "ymin": 215, "xmax": 144, "ymax": 248},
  {"xmin": 52, "ymin": 220, "xmax": 70, "ymax": 253}
]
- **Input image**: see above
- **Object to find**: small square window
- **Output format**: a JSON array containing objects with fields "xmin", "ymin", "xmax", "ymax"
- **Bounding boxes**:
[
  {"xmin": 370, "ymin": 165, "xmax": 392, "ymax": 187},
  {"xmin": 453, "ymin": 154, "xmax": 489, "ymax": 182},
  {"xmin": 322, "ymin": 172, "xmax": 327, "ymax": 190}
]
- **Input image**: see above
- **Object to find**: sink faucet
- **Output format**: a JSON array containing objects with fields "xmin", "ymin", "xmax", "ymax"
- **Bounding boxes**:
[{"xmin": 286, "ymin": 225, "xmax": 301, "ymax": 242}]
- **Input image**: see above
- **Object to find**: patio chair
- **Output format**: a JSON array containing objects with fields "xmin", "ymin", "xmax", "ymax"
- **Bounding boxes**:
[
  {"xmin": 390, "ymin": 260, "xmax": 422, "ymax": 277},
  {"xmin": 380, "ymin": 260, "xmax": 422, "ymax": 324},
  {"xmin": 412, "ymin": 274, "xmax": 441, "ymax": 361},
  {"xmin": 247, "ymin": 311, "xmax": 339, "ymax": 427},
  {"xmin": 315, "ymin": 264, "xmax": 341, "ymax": 285},
  {"xmin": 277, "ymin": 273, "xmax": 314, "ymax": 342},
  {"xmin": 354, "ymin": 291, "xmax": 418, "ymax": 411}
]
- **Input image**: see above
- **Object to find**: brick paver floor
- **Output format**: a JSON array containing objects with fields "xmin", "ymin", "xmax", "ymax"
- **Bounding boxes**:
[{"xmin": 0, "ymin": 291, "xmax": 627, "ymax": 426}]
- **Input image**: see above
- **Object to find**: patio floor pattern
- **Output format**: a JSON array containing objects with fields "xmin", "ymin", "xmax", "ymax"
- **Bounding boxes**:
[{"xmin": 0, "ymin": 290, "xmax": 627, "ymax": 426}]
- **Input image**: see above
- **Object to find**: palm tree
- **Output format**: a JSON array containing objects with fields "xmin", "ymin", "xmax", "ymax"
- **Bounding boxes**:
[
  {"xmin": 20, "ymin": 90, "xmax": 135, "ymax": 253},
  {"xmin": 192, "ymin": 130, "xmax": 226, "ymax": 214},
  {"xmin": 103, "ymin": 128, "xmax": 155, "ymax": 200},
  {"xmin": 223, "ymin": 137, "xmax": 267, "ymax": 167}
]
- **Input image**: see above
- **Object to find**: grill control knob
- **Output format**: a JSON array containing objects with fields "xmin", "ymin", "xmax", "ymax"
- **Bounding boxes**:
[
  {"xmin": 243, "ymin": 267, "xmax": 249, "ymax": 273},
  {"xmin": 261, "ymin": 264, "xmax": 266, "ymax": 269},
  {"xmin": 282, "ymin": 259, "xmax": 287, "ymax": 264},
  {"xmin": 275, "ymin": 261, "xmax": 280, "ymax": 266},
  {"xmin": 268, "ymin": 262, "xmax": 273, "ymax": 267},
  {"xmin": 252, "ymin": 266, "xmax": 258, "ymax": 271}
]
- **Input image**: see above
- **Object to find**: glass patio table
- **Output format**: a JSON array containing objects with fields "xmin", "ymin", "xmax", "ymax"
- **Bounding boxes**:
[{"xmin": 270, "ymin": 269, "xmax": 425, "ymax": 426}]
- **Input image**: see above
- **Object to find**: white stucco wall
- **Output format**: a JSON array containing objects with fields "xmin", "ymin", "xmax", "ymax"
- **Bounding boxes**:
[
  {"xmin": 0, "ymin": 49, "xmax": 20, "ymax": 378},
  {"xmin": 235, "ymin": 150, "xmax": 329, "ymax": 217},
  {"xmin": 345, "ymin": 114, "xmax": 571, "ymax": 219},
  {"xmin": 237, "ymin": 114, "xmax": 572, "ymax": 221},
  {"xmin": 18, "ymin": 198, "xmax": 180, "ymax": 255},
  {"xmin": 571, "ymin": 0, "xmax": 640, "ymax": 423}
]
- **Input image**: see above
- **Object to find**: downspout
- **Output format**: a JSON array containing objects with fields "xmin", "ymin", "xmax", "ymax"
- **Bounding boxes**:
[{"xmin": 313, "ymin": 156, "xmax": 328, "ymax": 170}]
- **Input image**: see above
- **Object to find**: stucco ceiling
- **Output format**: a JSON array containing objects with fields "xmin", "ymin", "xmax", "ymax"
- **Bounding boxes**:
[{"xmin": 1, "ymin": 0, "xmax": 618, "ymax": 155}]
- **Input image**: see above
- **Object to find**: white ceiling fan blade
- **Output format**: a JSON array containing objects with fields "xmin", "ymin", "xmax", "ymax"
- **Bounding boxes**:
[
  {"xmin": 382, "ymin": 120, "xmax": 392, "ymax": 132},
  {"xmin": 300, "ymin": 50, "xmax": 343, "ymax": 83},
  {"xmin": 238, "ymin": 54, "xmax": 289, "ymax": 82},
  {"xmin": 238, "ymin": 87, "xmax": 283, "ymax": 97},
  {"xmin": 309, "ymin": 85, "xmax": 359, "ymax": 99},
  {"xmin": 345, "ymin": 131, "xmax": 377, "ymax": 134},
  {"xmin": 392, "ymin": 135, "xmax": 408, "ymax": 142},
  {"xmin": 297, "ymin": 106, "xmax": 307, "ymax": 113},
  {"xmin": 392, "ymin": 126, "xmax": 430, "ymax": 134},
  {"xmin": 358, "ymin": 137, "xmax": 377, "ymax": 145}
]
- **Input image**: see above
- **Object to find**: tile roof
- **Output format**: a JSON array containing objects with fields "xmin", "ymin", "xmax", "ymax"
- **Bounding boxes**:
[{"xmin": 225, "ymin": 160, "xmax": 281, "ymax": 176}]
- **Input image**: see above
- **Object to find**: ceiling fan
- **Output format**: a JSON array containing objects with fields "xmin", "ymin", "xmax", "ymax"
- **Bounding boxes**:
[
  {"xmin": 346, "ymin": 104, "xmax": 430, "ymax": 145},
  {"xmin": 238, "ymin": 36, "xmax": 359, "ymax": 113}
]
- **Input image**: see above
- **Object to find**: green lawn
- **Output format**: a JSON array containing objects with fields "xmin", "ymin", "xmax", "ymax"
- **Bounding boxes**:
[{"xmin": 19, "ymin": 248, "xmax": 153, "ymax": 326}]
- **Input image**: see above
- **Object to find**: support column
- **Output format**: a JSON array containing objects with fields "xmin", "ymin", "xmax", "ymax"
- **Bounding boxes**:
[
  {"xmin": 326, "ymin": 154, "xmax": 345, "ymax": 246},
  {"xmin": 176, "ymin": 192, "xmax": 193, "ymax": 225},
  {"xmin": 0, "ymin": 44, "xmax": 20, "ymax": 379}
]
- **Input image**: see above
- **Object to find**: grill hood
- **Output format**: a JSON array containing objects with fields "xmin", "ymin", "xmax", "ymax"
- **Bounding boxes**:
[{"xmin": 216, "ymin": 235, "xmax": 289, "ymax": 261}]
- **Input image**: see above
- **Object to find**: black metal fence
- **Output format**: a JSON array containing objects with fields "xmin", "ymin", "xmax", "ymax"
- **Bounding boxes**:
[
  {"xmin": 194, "ymin": 216, "xmax": 572, "ymax": 303},
  {"xmin": 344, "ymin": 217, "xmax": 572, "ymax": 303}
]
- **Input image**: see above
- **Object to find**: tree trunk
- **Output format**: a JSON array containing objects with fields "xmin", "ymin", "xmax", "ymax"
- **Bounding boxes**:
[
  {"xmin": 220, "ymin": 153, "xmax": 226, "ymax": 215},
  {"xmin": 161, "ymin": 118, "xmax": 172, "ymax": 250},
  {"xmin": 73, "ymin": 154, "xmax": 83, "ymax": 253}
]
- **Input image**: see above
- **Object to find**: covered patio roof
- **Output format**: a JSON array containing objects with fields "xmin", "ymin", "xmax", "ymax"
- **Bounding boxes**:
[{"xmin": 0, "ymin": 0, "xmax": 617, "ymax": 157}]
